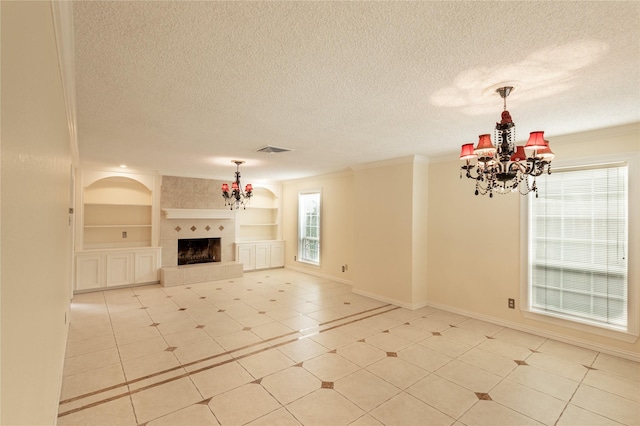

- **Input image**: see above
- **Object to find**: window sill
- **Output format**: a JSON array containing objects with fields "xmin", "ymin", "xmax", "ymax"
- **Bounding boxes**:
[
  {"xmin": 521, "ymin": 308, "xmax": 638, "ymax": 343},
  {"xmin": 297, "ymin": 259, "xmax": 320, "ymax": 267}
]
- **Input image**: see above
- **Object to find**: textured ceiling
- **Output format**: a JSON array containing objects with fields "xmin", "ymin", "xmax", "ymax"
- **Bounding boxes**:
[{"xmin": 72, "ymin": 1, "xmax": 640, "ymax": 182}]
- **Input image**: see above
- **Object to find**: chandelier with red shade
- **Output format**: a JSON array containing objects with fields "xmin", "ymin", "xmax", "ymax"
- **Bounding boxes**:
[
  {"xmin": 221, "ymin": 160, "xmax": 253, "ymax": 209},
  {"xmin": 459, "ymin": 86, "xmax": 554, "ymax": 197}
]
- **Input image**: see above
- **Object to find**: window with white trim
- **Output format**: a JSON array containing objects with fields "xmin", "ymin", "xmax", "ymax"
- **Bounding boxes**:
[
  {"xmin": 526, "ymin": 163, "xmax": 629, "ymax": 331},
  {"xmin": 298, "ymin": 191, "xmax": 320, "ymax": 265}
]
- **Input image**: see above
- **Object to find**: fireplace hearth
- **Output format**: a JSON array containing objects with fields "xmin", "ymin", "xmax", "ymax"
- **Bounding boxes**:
[{"xmin": 177, "ymin": 238, "xmax": 221, "ymax": 265}]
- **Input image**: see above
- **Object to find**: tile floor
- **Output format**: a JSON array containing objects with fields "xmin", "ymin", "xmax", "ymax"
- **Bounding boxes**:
[{"xmin": 58, "ymin": 269, "xmax": 640, "ymax": 426}]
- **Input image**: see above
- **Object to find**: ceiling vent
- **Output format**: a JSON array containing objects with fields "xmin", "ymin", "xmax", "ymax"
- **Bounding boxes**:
[{"xmin": 256, "ymin": 145, "xmax": 292, "ymax": 154}]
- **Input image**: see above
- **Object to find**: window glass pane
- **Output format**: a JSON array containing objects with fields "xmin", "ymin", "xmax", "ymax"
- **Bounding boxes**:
[
  {"xmin": 528, "ymin": 164, "xmax": 628, "ymax": 329},
  {"xmin": 298, "ymin": 192, "xmax": 320, "ymax": 264}
]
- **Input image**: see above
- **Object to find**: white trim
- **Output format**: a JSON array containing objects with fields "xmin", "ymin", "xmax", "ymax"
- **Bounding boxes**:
[
  {"xmin": 51, "ymin": 1, "xmax": 79, "ymax": 166},
  {"xmin": 284, "ymin": 265, "xmax": 353, "ymax": 286},
  {"xmin": 428, "ymin": 123, "xmax": 640, "ymax": 164},
  {"xmin": 284, "ymin": 169, "xmax": 354, "ymax": 184},
  {"xmin": 350, "ymin": 155, "xmax": 429, "ymax": 172},
  {"xmin": 520, "ymin": 153, "xmax": 640, "ymax": 342},
  {"xmin": 520, "ymin": 309, "xmax": 636, "ymax": 343},
  {"xmin": 352, "ymin": 288, "xmax": 429, "ymax": 311},
  {"xmin": 161, "ymin": 208, "xmax": 235, "ymax": 220},
  {"xmin": 298, "ymin": 189, "xmax": 322, "ymax": 265},
  {"xmin": 427, "ymin": 301, "xmax": 639, "ymax": 362}
]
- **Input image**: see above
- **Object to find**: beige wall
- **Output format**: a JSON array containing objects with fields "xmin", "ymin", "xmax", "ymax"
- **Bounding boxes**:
[
  {"xmin": 353, "ymin": 161, "xmax": 415, "ymax": 303},
  {"xmin": 1, "ymin": 1, "xmax": 73, "ymax": 423},
  {"xmin": 281, "ymin": 158, "xmax": 430, "ymax": 308},
  {"xmin": 282, "ymin": 172, "xmax": 354, "ymax": 283},
  {"xmin": 411, "ymin": 160, "xmax": 429, "ymax": 305},
  {"xmin": 427, "ymin": 123, "xmax": 640, "ymax": 358}
]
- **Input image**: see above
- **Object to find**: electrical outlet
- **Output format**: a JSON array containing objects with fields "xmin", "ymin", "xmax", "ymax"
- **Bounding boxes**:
[
  {"xmin": 508, "ymin": 298, "xmax": 515, "ymax": 309},
  {"xmin": 122, "ymin": 231, "xmax": 127, "ymax": 238}
]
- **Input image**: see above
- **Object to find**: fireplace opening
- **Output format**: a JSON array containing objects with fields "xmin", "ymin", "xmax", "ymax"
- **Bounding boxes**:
[{"xmin": 177, "ymin": 238, "xmax": 221, "ymax": 265}]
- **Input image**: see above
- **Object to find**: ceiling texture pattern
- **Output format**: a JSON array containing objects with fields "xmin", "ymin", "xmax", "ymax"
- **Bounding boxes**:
[{"xmin": 72, "ymin": 1, "xmax": 640, "ymax": 181}]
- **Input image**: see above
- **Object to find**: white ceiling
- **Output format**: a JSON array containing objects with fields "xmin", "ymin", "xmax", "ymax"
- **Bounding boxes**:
[{"xmin": 72, "ymin": 1, "xmax": 640, "ymax": 182}]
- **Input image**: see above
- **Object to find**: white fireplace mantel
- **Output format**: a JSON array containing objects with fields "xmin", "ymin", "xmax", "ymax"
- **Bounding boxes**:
[{"xmin": 162, "ymin": 208, "xmax": 235, "ymax": 220}]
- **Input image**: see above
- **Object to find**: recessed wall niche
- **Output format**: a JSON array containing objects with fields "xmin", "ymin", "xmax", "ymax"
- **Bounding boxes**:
[{"xmin": 83, "ymin": 176, "xmax": 152, "ymax": 249}]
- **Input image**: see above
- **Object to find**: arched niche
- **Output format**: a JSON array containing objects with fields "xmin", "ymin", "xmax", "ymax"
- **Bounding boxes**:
[
  {"xmin": 248, "ymin": 186, "xmax": 277, "ymax": 209},
  {"xmin": 84, "ymin": 176, "xmax": 151, "ymax": 205}
]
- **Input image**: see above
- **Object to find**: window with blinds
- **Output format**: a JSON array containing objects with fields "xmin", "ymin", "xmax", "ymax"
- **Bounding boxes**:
[
  {"xmin": 527, "ymin": 163, "xmax": 628, "ymax": 329},
  {"xmin": 298, "ymin": 191, "xmax": 320, "ymax": 265}
]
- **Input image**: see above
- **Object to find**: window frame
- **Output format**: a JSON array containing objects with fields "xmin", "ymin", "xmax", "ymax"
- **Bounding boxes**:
[
  {"xmin": 297, "ymin": 189, "xmax": 321, "ymax": 266},
  {"xmin": 520, "ymin": 153, "xmax": 639, "ymax": 342}
]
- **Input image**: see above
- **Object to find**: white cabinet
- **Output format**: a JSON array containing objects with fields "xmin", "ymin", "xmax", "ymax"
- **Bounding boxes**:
[
  {"xmin": 74, "ymin": 247, "xmax": 160, "ymax": 292},
  {"xmin": 270, "ymin": 241, "xmax": 285, "ymax": 268},
  {"xmin": 106, "ymin": 252, "xmax": 134, "ymax": 287},
  {"xmin": 74, "ymin": 168, "xmax": 161, "ymax": 292},
  {"xmin": 236, "ymin": 241, "xmax": 285, "ymax": 271},
  {"xmin": 254, "ymin": 243, "xmax": 271, "ymax": 270},
  {"xmin": 76, "ymin": 254, "xmax": 105, "ymax": 291},
  {"xmin": 135, "ymin": 250, "xmax": 160, "ymax": 283},
  {"xmin": 236, "ymin": 244, "xmax": 255, "ymax": 271}
]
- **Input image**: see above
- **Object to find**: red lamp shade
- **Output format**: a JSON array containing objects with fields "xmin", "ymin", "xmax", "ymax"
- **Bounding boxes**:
[
  {"xmin": 536, "ymin": 140, "xmax": 555, "ymax": 160},
  {"xmin": 245, "ymin": 183, "xmax": 253, "ymax": 192},
  {"xmin": 459, "ymin": 143, "xmax": 477, "ymax": 160},
  {"xmin": 525, "ymin": 131, "xmax": 546, "ymax": 149},
  {"xmin": 221, "ymin": 183, "xmax": 229, "ymax": 192},
  {"xmin": 474, "ymin": 134, "xmax": 496, "ymax": 158},
  {"xmin": 231, "ymin": 182, "xmax": 239, "ymax": 190},
  {"xmin": 510, "ymin": 145, "xmax": 527, "ymax": 162}
]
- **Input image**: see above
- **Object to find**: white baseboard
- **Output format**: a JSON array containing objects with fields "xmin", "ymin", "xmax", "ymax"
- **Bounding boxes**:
[
  {"xmin": 352, "ymin": 287, "xmax": 428, "ymax": 311},
  {"xmin": 282, "ymin": 266, "xmax": 639, "ymax": 362},
  {"xmin": 427, "ymin": 301, "xmax": 640, "ymax": 363},
  {"xmin": 284, "ymin": 265, "xmax": 353, "ymax": 286}
]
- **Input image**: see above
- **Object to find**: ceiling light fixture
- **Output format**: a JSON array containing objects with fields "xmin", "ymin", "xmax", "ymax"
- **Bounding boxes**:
[
  {"xmin": 459, "ymin": 86, "xmax": 554, "ymax": 198},
  {"xmin": 221, "ymin": 160, "xmax": 253, "ymax": 210}
]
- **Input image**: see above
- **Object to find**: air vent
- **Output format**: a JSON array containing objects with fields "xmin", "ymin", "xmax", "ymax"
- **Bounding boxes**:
[{"xmin": 256, "ymin": 145, "xmax": 292, "ymax": 154}]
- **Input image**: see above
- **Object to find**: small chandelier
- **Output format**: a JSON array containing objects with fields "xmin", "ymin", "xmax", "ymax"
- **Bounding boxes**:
[
  {"xmin": 459, "ymin": 86, "xmax": 554, "ymax": 197},
  {"xmin": 221, "ymin": 160, "xmax": 253, "ymax": 210}
]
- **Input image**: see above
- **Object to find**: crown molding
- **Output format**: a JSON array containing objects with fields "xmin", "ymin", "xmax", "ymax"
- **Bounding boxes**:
[
  {"xmin": 51, "ymin": 1, "xmax": 79, "ymax": 166},
  {"xmin": 350, "ymin": 155, "xmax": 430, "ymax": 172}
]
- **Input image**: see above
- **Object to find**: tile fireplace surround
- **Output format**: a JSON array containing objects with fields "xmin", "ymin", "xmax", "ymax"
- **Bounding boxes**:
[
  {"xmin": 160, "ymin": 176, "xmax": 244, "ymax": 286},
  {"xmin": 160, "ymin": 209, "xmax": 242, "ymax": 286},
  {"xmin": 59, "ymin": 269, "xmax": 640, "ymax": 425}
]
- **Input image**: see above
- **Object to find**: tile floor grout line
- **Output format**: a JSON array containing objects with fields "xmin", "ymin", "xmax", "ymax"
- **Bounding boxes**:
[
  {"xmin": 552, "ymin": 349, "xmax": 600, "ymax": 426},
  {"xmin": 64, "ymin": 279, "xmax": 639, "ymax": 425},
  {"xmin": 58, "ymin": 304, "xmax": 400, "ymax": 416}
]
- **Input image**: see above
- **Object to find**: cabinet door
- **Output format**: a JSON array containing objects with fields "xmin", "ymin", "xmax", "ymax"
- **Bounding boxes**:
[
  {"xmin": 254, "ymin": 243, "xmax": 271, "ymax": 270},
  {"xmin": 76, "ymin": 254, "xmax": 105, "ymax": 291},
  {"xmin": 237, "ymin": 244, "xmax": 255, "ymax": 271},
  {"xmin": 106, "ymin": 252, "xmax": 133, "ymax": 287},
  {"xmin": 270, "ymin": 241, "xmax": 285, "ymax": 268},
  {"xmin": 135, "ymin": 250, "xmax": 159, "ymax": 283}
]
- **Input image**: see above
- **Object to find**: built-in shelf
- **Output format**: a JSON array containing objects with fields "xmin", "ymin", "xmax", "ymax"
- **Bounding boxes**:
[
  {"xmin": 162, "ymin": 208, "xmax": 236, "ymax": 220},
  {"xmin": 82, "ymin": 176, "xmax": 154, "ymax": 249},
  {"xmin": 85, "ymin": 224, "xmax": 153, "ymax": 228},
  {"xmin": 76, "ymin": 171, "xmax": 161, "ymax": 292},
  {"xmin": 236, "ymin": 188, "xmax": 280, "ymax": 241},
  {"xmin": 85, "ymin": 202, "xmax": 151, "ymax": 206}
]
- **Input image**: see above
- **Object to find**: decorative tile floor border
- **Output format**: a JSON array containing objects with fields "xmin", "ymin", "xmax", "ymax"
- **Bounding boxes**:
[{"xmin": 58, "ymin": 304, "xmax": 399, "ymax": 418}]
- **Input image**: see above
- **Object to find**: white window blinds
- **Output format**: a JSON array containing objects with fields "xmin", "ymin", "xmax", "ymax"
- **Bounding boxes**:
[
  {"xmin": 528, "ymin": 164, "xmax": 628, "ymax": 329},
  {"xmin": 298, "ymin": 192, "xmax": 320, "ymax": 264}
]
